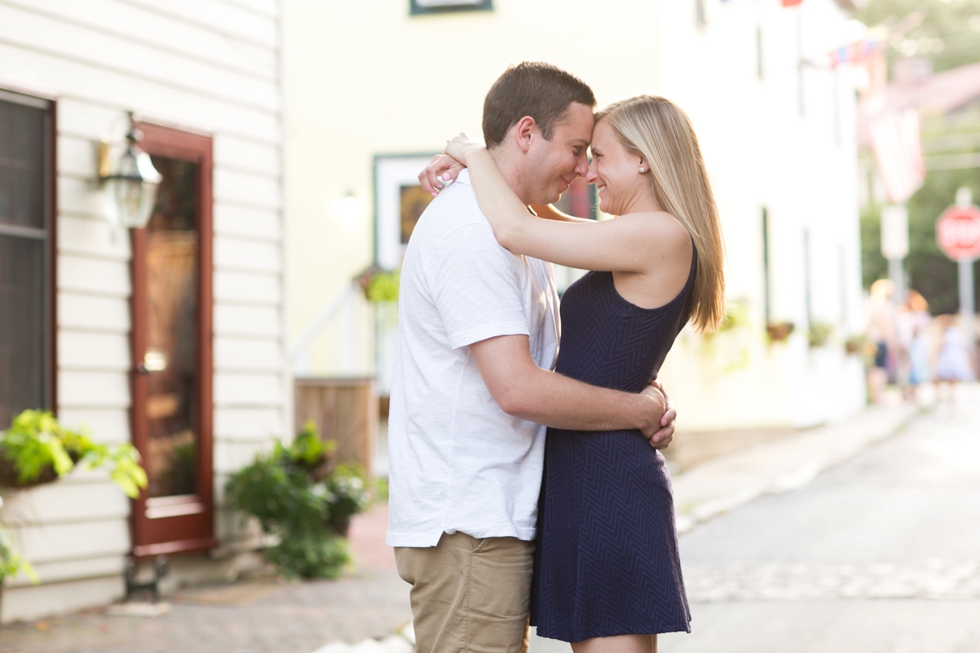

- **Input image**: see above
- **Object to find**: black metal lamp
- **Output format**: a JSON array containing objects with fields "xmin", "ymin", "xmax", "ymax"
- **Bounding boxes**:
[{"xmin": 99, "ymin": 121, "xmax": 162, "ymax": 230}]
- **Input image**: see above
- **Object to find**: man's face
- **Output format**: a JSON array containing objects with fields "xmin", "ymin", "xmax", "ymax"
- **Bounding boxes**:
[{"xmin": 524, "ymin": 102, "xmax": 594, "ymax": 205}]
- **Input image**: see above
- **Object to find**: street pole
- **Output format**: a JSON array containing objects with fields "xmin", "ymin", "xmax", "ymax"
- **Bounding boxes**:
[
  {"xmin": 881, "ymin": 204, "xmax": 909, "ymax": 303},
  {"xmin": 954, "ymin": 188, "xmax": 977, "ymax": 347},
  {"xmin": 959, "ymin": 259, "xmax": 975, "ymax": 346}
]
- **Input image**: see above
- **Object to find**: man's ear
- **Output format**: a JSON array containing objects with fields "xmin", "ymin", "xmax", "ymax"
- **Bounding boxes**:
[{"xmin": 513, "ymin": 116, "xmax": 537, "ymax": 154}]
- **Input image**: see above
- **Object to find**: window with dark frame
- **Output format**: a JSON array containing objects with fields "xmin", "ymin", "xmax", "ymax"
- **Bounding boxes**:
[
  {"xmin": 0, "ymin": 90, "xmax": 54, "ymax": 429},
  {"xmin": 410, "ymin": 0, "xmax": 492, "ymax": 15}
]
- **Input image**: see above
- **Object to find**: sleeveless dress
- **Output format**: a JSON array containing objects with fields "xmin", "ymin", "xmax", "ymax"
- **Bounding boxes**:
[{"xmin": 530, "ymin": 253, "xmax": 696, "ymax": 642}]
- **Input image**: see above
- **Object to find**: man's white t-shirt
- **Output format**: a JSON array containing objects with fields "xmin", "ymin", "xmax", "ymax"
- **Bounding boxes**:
[{"xmin": 386, "ymin": 170, "xmax": 560, "ymax": 547}]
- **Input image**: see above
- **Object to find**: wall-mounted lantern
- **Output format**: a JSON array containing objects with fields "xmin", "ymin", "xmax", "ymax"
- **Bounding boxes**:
[{"xmin": 98, "ymin": 118, "xmax": 162, "ymax": 230}]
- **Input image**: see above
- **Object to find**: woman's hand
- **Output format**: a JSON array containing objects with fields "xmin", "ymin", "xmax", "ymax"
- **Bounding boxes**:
[
  {"xmin": 445, "ymin": 132, "xmax": 486, "ymax": 165},
  {"xmin": 418, "ymin": 154, "xmax": 465, "ymax": 197}
]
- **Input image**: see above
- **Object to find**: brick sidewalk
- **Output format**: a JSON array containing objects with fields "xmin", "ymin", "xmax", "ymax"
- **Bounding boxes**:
[{"xmin": 0, "ymin": 504, "xmax": 411, "ymax": 653}]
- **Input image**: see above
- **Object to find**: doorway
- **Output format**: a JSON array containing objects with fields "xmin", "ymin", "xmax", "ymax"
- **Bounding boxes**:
[{"xmin": 130, "ymin": 122, "xmax": 215, "ymax": 557}]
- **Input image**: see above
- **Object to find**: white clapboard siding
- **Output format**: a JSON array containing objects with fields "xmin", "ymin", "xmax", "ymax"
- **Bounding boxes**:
[
  {"xmin": 1, "ymin": 577, "xmax": 125, "ymax": 623},
  {"xmin": 214, "ymin": 407, "xmax": 284, "ymax": 441},
  {"xmin": 59, "ymin": 371, "xmax": 130, "ymax": 409},
  {"xmin": 214, "ymin": 237, "xmax": 281, "ymax": 273},
  {"xmin": 5, "ymin": 0, "xmax": 277, "ymax": 78},
  {"xmin": 58, "ymin": 331, "xmax": 130, "ymax": 371},
  {"xmin": 214, "ymin": 304, "xmax": 282, "ymax": 338},
  {"xmin": 57, "ymin": 134, "xmax": 100, "ymax": 178},
  {"xmin": 215, "ymin": 337, "xmax": 282, "ymax": 372},
  {"xmin": 0, "ymin": 45, "xmax": 280, "ymax": 143},
  {"xmin": 57, "ymin": 255, "xmax": 131, "ymax": 297},
  {"xmin": 215, "ymin": 271, "xmax": 281, "ymax": 305},
  {"xmin": 56, "ymin": 99, "xmax": 128, "ymax": 142},
  {"xmin": 14, "ymin": 519, "xmax": 130, "ymax": 564},
  {"xmin": 214, "ymin": 372, "xmax": 283, "ymax": 407},
  {"xmin": 214, "ymin": 203, "xmax": 282, "ymax": 242},
  {"xmin": 4, "ymin": 555, "xmax": 125, "ymax": 590},
  {"xmin": 215, "ymin": 440, "xmax": 275, "ymax": 475},
  {"xmin": 58, "ymin": 293, "xmax": 130, "ymax": 332},
  {"xmin": 56, "ymin": 408, "xmax": 131, "ymax": 445},
  {"xmin": 57, "ymin": 176, "xmax": 105, "ymax": 219},
  {"xmin": 57, "ymin": 216, "xmax": 131, "ymax": 262},
  {"xmin": 222, "ymin": 0, "xmax": 278, "ymax": 19},
  {"xmin": 2, "ymin": 0, "xmax": 285, "ymax": 622},
  {"xmin": 214, "ymin": 134, "xmax": 281, "ymax": 177},
  {"xmin": 0, "ymin": 5, "xmax": 279, "ymax": 112},
  {"xmin": 124, "ymin": 0, "xmax": 278, "ymax": 48},
  {"xmin": 0, "ymin": 481, "xmax": 129, "ymax": 526},
  {"xmin": 214, "ymin": 168, "xmax": 282, "ymax": 210}
]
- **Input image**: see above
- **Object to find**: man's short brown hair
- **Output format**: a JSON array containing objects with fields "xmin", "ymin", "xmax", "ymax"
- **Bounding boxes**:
[{"xmin": 482, "ymin": 62, "xmax": 596, "ymax": 149}]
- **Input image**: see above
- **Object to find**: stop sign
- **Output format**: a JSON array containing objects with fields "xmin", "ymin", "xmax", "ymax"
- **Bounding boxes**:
[{"xmin": 936, "ymin": 204, "xmax": 980, "ymax": 261}]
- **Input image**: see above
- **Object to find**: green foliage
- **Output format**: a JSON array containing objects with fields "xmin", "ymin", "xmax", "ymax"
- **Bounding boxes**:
[
  {"xmin": 365, "ymin": 271, "xmax": 400, "ymax": 303},
  {"xmin": 266, "ymin": 533, "xmax": 351, "ymax": 580},
  {"xmin": 0, "ymin": 519, "xmax": 37, "ymax": 583},
  {"xmin": 855, "ymin": 0, "xmax": 980, "ymax": 74},
  {"xmin": 860, "ymin": 155, "xmax": 980, "ymax": 315},
  {"xmin": 224, "ymin": 422, "xmax": 370, "ymax": 579},
  {"xmin": 0, "ymin": 410, "xmax": 147, "ymax": 498},
  {"xmin": 808, "ymin": 321, "xmax": 836, "ymax": 348},
  {"xmin": 326, "ymin": 463, "xmax": 372, "ymax": 529},
  {"xmin": 699, "ymin": 299, "xmax": 751, "ymax": 373}
]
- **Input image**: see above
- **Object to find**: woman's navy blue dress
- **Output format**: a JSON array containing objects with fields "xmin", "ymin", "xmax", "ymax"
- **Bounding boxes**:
[{"xmin": 530, "ymin": 257, "xmax": 696, "ymax": 642}]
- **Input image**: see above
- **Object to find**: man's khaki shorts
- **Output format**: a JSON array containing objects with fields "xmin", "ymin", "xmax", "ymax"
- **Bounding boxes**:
[{"xmin": 395, "ymin": 532, "xmax": 534, "ymax": 653}]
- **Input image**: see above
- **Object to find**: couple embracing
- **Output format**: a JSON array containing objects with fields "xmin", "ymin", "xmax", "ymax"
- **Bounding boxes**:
[{"xmin": 386, "ymin": 62, "xmax": 725, "ymax": 653}]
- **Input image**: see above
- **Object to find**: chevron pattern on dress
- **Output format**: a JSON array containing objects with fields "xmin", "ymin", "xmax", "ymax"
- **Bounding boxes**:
[{"xmin": 530, "ymin": 257, "xmax": 696, "ymax": 643}]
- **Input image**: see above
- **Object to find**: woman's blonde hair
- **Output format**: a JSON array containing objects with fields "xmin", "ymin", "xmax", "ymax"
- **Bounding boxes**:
[{"xmin": 597, "ymin": 95, "xmax": 725, "ymax": 332}]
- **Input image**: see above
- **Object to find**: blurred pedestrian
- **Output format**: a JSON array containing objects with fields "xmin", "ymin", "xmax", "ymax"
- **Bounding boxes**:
[
  {"xmin": 934, "ymin": 315, "xmax": 976, "ymax": 401},
  {"xmin": 866, "ymin": 279, "xmax": 897, "ymax": 403},
  {"xmin": 898, "ymin": 290, "xmax": 931, "ymax": 401}
]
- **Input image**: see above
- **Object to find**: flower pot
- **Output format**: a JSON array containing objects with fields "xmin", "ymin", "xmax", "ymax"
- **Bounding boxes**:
[{"xmin": 0, "ymin": 456, "xmax": 60, "ymax": 490}]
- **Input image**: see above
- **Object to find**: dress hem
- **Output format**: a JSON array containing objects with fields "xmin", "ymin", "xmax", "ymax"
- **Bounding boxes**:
[{"xmin": 532, "ymin": 621, "xmax": 692, "ymax": 643}]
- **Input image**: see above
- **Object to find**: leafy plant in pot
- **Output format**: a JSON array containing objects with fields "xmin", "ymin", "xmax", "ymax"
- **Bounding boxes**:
[
  {"xmin": 224, "ymin": 422, "xmax": 373, "ymax": 579},
  {"xmin": 0, "ymin": 410, "xmax": 147, "ymax": 497}
]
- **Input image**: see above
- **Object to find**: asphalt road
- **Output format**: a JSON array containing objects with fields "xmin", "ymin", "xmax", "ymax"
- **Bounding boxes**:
[{"xmin": 658, "ymin": 386, "xmax": 980, "ymax": 653}]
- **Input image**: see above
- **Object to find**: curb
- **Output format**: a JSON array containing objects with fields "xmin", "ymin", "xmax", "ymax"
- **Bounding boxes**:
[{"xmin": 672, "ymin": 403, "xmax": 921, "ymax": 534}]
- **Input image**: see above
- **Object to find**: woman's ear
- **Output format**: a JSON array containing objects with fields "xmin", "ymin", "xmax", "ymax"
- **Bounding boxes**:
[{"xmin": 638, "ymin": 155, "xmax": 649, "ymax": 174}]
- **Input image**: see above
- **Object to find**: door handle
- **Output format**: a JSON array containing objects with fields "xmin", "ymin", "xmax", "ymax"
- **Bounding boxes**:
[{"xmin": 136, "ymin": 363, "xmax": 149, "ymax": 375}]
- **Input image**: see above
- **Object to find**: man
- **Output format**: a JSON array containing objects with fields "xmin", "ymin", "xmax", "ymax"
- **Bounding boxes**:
[{"xmin": 386, "ymin": 62, "xmax": 675, "ymax": 653}]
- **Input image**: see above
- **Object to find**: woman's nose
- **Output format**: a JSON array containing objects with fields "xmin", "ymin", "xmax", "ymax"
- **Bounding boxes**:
[{"xmin": 585, "ymin": 161, "xmax": 598, "ymax": 183}]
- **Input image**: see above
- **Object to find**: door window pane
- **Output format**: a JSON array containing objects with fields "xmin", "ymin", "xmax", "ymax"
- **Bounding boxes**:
[{"xmin": 144, "ymin": 157, "xmax": 199, "ymax": 498}]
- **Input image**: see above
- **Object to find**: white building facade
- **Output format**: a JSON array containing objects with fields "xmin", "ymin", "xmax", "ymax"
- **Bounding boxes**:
[
  {"xmin": 285, "ymin": 0, "xmax": 866, "ymax": 431},
  {"xmin": 0, "ymin": 0, "xmax": 288, "ymax": 621}
]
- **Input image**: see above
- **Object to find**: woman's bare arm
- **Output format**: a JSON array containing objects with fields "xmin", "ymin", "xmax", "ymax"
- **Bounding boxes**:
[{"xmin": 460, "ymin": 146, "xmax": 687, "ymax": 273}]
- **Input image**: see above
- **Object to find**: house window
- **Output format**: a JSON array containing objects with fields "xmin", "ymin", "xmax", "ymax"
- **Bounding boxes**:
[
  {"xmin": 410, "ymin": 0, "xmax": 492, "ymax": 15},
  {"xmin": 0, "ymin": 90, "xmax": 54, "ymax": 428}
]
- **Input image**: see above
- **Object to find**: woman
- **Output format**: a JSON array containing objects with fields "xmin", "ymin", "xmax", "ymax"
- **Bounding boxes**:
[{"xmin": 435, "ymin": 95, "xmax": 724, "ymax": 652}]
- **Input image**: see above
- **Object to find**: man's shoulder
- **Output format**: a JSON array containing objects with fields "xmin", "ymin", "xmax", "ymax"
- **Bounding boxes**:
[{"xmin": 411, "ymin": 186, "xmax": 499, "ymax": 253}]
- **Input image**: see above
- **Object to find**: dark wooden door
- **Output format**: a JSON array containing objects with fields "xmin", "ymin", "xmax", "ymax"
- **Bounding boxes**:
[{"xmin": 130, "ymin": 122, "xmax": 215, "ymax": 558}]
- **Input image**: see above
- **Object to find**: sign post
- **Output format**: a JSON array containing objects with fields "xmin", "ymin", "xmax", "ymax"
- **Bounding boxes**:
[
  {"xmin": 936, "ymin": 188, "xmax": 980, "ymax": 346},
  {"xmin": 881, "ymin": 204, "xmax": 909, "ymax": 303}
]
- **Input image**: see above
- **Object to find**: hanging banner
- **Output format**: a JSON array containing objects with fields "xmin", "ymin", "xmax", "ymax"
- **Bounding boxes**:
[{"xmin": 869, "ymin": 109, "xmax": 925, "ymax": 204}]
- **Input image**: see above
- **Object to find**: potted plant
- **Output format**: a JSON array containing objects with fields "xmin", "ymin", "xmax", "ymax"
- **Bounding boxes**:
[
  {"xmin": 225, "ymin": 422, "xmax": 373, "ymax": 579},
  {"xmin": 0, "ymin": 410, "xmax": 147, "ymax": 498},
  {"xmin": 0, "ymin": 498, "xmax": 39, "ymax": 618}
]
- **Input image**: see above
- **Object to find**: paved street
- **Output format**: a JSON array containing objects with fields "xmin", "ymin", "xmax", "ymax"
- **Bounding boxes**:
[
  {"xmin": 655, "ymin": 386, "xmax": 980, "ymax": 653},
  {"xmin": 2, "ymin": 390, "xmax": 977, "ymax": 653}
]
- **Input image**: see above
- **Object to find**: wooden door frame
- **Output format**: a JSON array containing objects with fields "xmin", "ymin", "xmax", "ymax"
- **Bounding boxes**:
[{"xmin": 129, "ymin": 121, "xmax": 215, "ymax": 558}]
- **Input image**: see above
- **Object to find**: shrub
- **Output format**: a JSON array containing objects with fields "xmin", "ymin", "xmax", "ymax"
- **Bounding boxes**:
[{"xmin": 225, "ymin": 422, "xmax": 372, "ymax": 579}]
